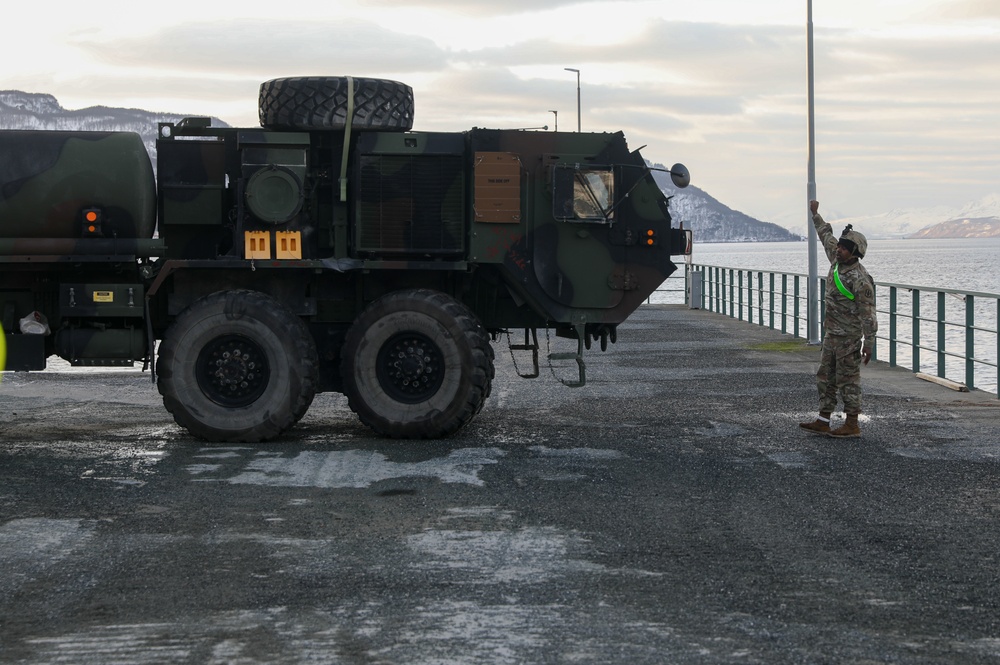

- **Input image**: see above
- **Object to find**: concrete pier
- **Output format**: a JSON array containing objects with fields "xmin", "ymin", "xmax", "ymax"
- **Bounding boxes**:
[{"xmin": 2, "ymin": 305, "xmax": 999, "ymax": 663}]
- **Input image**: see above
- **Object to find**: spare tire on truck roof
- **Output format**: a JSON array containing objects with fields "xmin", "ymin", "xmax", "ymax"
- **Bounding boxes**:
[{"xmin": 258, "ymin": 76, "xmax": 414, "ymax": 131}]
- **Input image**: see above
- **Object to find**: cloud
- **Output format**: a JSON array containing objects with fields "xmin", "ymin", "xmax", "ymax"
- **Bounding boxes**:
[
  {"xmin": 69, "ymin": 19, "xmax": 451, "ymax": 76},
  {"xmin": 361, "ymin": 0, "xmax": 604, "ymax": 17},
  {"xmin": 2, "ymin": 1, "xmax": 997, "ymax": 222},
  {"xmin": 926, "ymin": 0, "xmax": 1000, "ymax": 20},
  {"xmin": 449, "ymin": 20, "xmax": 804, "ymax": 95}
]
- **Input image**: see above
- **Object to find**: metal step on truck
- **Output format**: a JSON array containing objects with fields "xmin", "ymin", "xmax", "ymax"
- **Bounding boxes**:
[{"xmin": 0, "ymin": 76, "xmax": 692, "ymax": 442}]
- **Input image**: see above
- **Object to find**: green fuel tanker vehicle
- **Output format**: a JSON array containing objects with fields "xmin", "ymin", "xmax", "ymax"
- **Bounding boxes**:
[{"xmin": 0, "ymin": 76, "xmax": 692, "ymax": 441}]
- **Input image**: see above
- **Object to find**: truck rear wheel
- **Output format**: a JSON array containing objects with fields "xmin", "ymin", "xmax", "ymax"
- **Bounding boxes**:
[
  {"xmin": 341, "ymin": 289, "xmax": 494, "ymax": 439},
  {"xmin": 157, "ymin": 290, "xmax": 319, "ymax": 442},
  {"xmin": 258, "ymin": 76, "xmax": 414, "ymax": 131}
]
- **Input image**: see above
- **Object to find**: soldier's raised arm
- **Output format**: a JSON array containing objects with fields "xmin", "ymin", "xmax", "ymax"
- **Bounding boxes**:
[{"xmin": 810, "ymin": 200, "xmax": 838, "ymax": 263}]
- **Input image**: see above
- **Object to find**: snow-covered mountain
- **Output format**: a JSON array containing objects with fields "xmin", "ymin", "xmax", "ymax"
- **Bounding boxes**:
[
  {"xmin": 910, "ymin": 217, "xmax": 1000, "ymax": 239},
  {"xmin": 650, "ymin": 165, "xmax": 800, "ymax": 243},
  {"xmin": 831, "ymin": 195, "xmax": 1000, "ymax": 239},
  {"xmin": 0, "ymin": 90, "xmax": 228, "ymax": 170},
  {"xmin": 771, "ymin": 194, "xmax": 1000, "ymax": 239}
]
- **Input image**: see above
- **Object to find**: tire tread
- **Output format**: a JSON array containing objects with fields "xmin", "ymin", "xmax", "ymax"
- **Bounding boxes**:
[
  {"xmin": 258, "ymin": 76, "xmax": 414, "ymax": 131},
  {"xmin": 157, "ymin": 290, "xmax": 319, "ymax": 442},
  {"xmin": 342, "ymin": 289, "xmax": 493, "ymax": 439}
]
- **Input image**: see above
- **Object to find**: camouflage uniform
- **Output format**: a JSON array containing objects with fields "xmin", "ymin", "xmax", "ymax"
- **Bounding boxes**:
[{"xmin": 813, "ymin": 211, "xmax": 878, "ymax": 415}]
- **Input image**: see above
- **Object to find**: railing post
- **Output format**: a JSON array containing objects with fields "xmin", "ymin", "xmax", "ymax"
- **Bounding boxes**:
[
  {"xmin": 753, "ymin": 271, "xmax": 758, "ymax": 323},
  {"xmin": 737, "ymin": 270, "xmax": 743, "ymax": 320},
  {"xmin": 889, "ymin": 286, "xmax": 897, "ymax": 368},
  {"xmin": 769, "ymin": 273, "xmax": 775, "ymax": 330},
  {"xmin": 966, "ymin": 294, "xmax": 976, "ymax": 390},
  {"xmin": 686, "ymin": 266, "xmax": 692, "ymax": 307},
  {"xmin": 729, "ymin": 269, "xmax": 735, "ymax": 318},
  {"xmin": 751, "ymin": 272, "xmax": 764, "ymax": 328},
  {"xmin": 871, "ymin": 283, "xmax": 880, "ymax": 362},
  {"xmin": 758, "ymin": 271, "xmax": 763, "ymax": 325},
  {"xmin": 819, "ymin": 278, "xmax": 826, "ymax": 338},
  {"xmin": 705, "ymin": 266, "xmax": 711, "ymax": 311},
  {"xmin": 714, "ymin": 267, "xmax": 720, "ymax": 313},
  {"xmin": 794, "ymin": 276, "xmax": 801, "ymax": 338},
  {"xmin": 912, "ymin": 289, "xmax": 921, "ymax": 374},
  {"xmin": 699, "ymin": 268, "xmax": 705, "ymax": 310},
  {"xmin": 709, "ymin": 267, "xmax": 714, "ymax": 312},
  {"xmin": 719, "ymin": 267, "xmax": 725, "ymax": 315},
  {"xmin": 937, "ymin": 291, "xmax": 946, "ymax": 379},
  {"xmin": 747, "ymin": 271, "xmax": 752, "ymax": 323},
  {"xmin": 781, "ymin": 274, "xmax": 788, "ymax": 335},
  {"xmin": 757, "ymin": 271, "xmax": 763, "ymax": 326}
]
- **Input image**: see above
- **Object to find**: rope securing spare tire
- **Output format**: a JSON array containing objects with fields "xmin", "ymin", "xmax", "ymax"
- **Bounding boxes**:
[{"xmin": 339, "ymin": 76, "xmax": 354, "ymax": 201}]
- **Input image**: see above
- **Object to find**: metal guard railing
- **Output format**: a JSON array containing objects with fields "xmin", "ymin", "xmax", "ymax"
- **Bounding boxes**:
[{"xmin": 650, "ymin": 264, "xmax": 999, "ymax": 398}]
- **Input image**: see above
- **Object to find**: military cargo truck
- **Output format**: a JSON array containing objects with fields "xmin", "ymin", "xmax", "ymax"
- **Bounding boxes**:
[{"xmin": 0, "ymin": 76, "xmax": 691, "ymax": 441}]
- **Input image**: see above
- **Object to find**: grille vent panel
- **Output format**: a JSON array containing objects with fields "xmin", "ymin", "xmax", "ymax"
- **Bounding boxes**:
[{"xmin": 356, "ymin": 155, "xmax": 465, "ymax": 256}]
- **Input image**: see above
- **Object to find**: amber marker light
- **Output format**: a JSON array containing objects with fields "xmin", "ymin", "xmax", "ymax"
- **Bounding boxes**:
[
  {"xmin": 645, "ymin": 229, "xmax": 656, "ymax": 246},
  {"xmin": 82, "ymin": 208, "xmax": 101, "ymax": 235}
]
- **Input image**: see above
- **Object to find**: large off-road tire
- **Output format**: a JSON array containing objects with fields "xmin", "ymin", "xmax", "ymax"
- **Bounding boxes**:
[
  {"xmin": 157, "ymin": 290, "xmax": 319, "ymax": 442},
  {"xmin": 341, "ymin": 289, "xmax": 494, "ymax": 439},
  {"xmin": 258, "ymin": 76, "xmax": 414, "ymax": 131}
]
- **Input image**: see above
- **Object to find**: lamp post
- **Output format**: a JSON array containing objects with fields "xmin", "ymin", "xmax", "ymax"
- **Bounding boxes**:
[
  {"xmin": 564, "ymin": 68, "xmax": 581, "ymax": 132},
  {"xmin": 548, "ymin": 110, "xmax": 558, "ymax": 132},
  {"xmin": 806, "ymin": 0, "xmax": 820, "ymax": 344}
]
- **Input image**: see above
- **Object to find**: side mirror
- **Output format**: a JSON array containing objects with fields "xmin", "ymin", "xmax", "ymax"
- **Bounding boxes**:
[{"xmin": 670, "ymin": 163, "xmax": 690, "ymax": 189}]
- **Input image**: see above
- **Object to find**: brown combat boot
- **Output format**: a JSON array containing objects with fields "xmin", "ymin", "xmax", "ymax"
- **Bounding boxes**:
[
  {"xmin": 799, "ymin": 412, "xmax": 832, "ymax": 435},
  {"xmin": 829, "ymin": 414, "xmax": 861, "ymax": 438}
]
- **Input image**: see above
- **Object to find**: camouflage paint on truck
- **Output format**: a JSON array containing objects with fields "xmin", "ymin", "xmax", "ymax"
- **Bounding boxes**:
[
  {"xmin": 0, "ymin": 131, "xmax": 156, "ymax": 240},
  {"xmin": 0, "ymin": 76, "xmax": 691, "ymax": 441}
]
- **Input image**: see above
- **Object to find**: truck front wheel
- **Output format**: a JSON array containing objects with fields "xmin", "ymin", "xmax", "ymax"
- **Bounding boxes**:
[
  {"xmin": 341, "ymin": 289, "xmax": 494, "ymax": 438},
  {"xmin": 157, "ymin": 290, "xmax": 319, "ymax": 442}
]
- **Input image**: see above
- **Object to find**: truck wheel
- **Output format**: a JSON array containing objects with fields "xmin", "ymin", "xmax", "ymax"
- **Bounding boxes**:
[
  {"xmin": 157, "ymin": 290, "xmax": 319, "ymax": 442},
  {"xmin": 258, "ymin": 76, "xmax": 414, "ymax": 131},
  {"xmin": 341, "ymin": 289, "xmax": 494, "ymax": 439}
]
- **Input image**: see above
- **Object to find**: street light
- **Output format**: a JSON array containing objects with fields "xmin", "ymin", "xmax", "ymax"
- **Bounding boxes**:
[
  {"xmin": 806, "ymin": 0, "xmax": 820, "ymax": 344},
  {"xmin": 564, "ymin": 68, "xmax": 581, "ymax": 132},
  {"xmin": 548, "ymin": 110, "xmax": 558, "ymax": 132}
]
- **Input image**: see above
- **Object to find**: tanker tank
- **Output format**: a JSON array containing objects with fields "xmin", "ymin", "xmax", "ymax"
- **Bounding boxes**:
[{"xmin": 0, "ymin": 130, "xmax": 156, "ymax": 241}]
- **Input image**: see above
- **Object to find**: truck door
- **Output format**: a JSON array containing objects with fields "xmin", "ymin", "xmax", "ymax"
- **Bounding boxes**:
[{"xmin": 532, "ymin": 162, "xmax": 625, "ymax": 310}]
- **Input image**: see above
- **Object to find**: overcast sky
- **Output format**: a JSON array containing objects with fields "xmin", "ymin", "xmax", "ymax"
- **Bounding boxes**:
[{"xmin": 2, "ymin": 0, "xmax": 998, "ymax": 227}]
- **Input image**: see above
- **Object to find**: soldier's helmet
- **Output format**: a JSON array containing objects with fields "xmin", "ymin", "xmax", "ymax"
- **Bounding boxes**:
[{"xmin": 839, "ymin": 224, "xmax": 868, "ymax": 259}]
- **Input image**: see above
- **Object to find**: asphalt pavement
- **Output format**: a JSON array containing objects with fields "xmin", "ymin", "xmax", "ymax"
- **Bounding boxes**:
[{"xmin": 1, "ymin": 305, "xmax": 999, "ymax": 664}]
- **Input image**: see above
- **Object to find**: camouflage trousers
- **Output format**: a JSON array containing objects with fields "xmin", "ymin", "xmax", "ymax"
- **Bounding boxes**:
[{"xmin": 816, "ymin": 334, "xmax": 863, "ymax": 415}]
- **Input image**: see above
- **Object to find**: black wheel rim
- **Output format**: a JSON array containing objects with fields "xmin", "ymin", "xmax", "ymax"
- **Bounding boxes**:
[
  {"xmin": 375, "ymin": 332, "xmax": 446, "ymax": 404},
  {"xmin": 196, "ymin": 334, "xmax": 270, "ymax": 407}
]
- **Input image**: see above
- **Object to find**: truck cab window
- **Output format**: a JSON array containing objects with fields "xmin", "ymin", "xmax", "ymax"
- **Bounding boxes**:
[{"xmin": 552, "ymin": 165, "xmax": 615, "ymax": 223}]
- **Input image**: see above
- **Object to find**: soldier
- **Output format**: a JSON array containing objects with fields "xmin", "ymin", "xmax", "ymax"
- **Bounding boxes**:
[{"xmin": 800, "ymin": 200, "xmax": 878, "ymax": 438}]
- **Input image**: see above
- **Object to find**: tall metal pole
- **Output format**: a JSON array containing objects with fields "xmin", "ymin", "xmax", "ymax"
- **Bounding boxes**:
[
  {"xmin": 806, "ymin": 0, "xmax": 821, "ymax": 344},
  {"xmin": 565, "ymin": 68, "xmax": 581, "ymax": 131}
]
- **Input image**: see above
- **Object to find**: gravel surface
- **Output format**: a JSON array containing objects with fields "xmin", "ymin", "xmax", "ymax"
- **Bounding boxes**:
[{"xmin": 2, "ymin": 305, "xmax": 999, "ymax": 664}]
